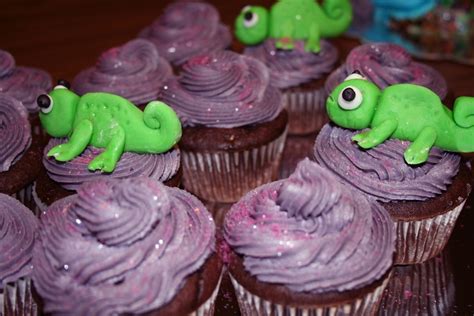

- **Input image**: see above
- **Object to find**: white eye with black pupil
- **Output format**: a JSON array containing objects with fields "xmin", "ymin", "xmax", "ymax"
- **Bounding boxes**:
[
  {"xmin": 37, "ymin": 94, "xmax": 54, "ymax": 114},
  {"xmin": 243, "ymin": 11, "xmax": 259, "ymax": 28},
  {"xmin": 338, "ymin": 86, "xmax": 363, "ymax": 110}
]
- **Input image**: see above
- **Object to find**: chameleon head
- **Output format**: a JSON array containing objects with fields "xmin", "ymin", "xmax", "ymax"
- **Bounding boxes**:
[
  {"xmin": 326, "ymin": 73, "xmax": 381, "ymax": 130},
  {"xmin": 38, "ymin": 79, "xmax": 80, "ymax": 138},
  {"xmin": 235, "ymin": 6, "xmax": 269, "ymax": 46}
]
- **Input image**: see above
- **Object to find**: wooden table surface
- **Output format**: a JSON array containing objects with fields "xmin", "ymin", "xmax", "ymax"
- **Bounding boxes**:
[{"xmin": 1, "ymin": 0, "xmax": 473, "ymax": 314}]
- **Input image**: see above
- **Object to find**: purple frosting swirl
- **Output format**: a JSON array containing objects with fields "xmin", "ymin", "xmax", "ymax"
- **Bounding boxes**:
[
  {"xmin": 0, "ymin": 94, "xmax": 31, "ymax": 172},
  {"xmin": 225, "ymin": 159, "xmax": 394, "ymax": 293},
  {"xmin": 33, "ymin": 177, "xmax": 215, "ymax": 315},
  {"xmin": 244, "ymin": 40, "xmax": 338, "ymax": 89},
  {"xmin": 314, "ymin": 124, "xmax": 461, "ymax": 202},
  {"xmin": 0, "ymin": 50, "xmax": 52, "ymax": 113},
  {"xmin": 159, "ymin": 51, "xmax": 283, "ymax": 128},
  {"xmin": 0, "ymin": 193, "xmax": 39, "ymax": 289},
  {"xmin": 325, "ymin": 43, "xmax": 447, "ymax": 99},
  {"xmin": 43, "ymin": 138, "xmax": 180, "ymax": 191},
  {"xmin": 73, "ymin": 39, "xmax": 173, "ymax": 105},
  {"xmin": 138, "ymin": 1, "xmax": 232, "ymax": 66}
]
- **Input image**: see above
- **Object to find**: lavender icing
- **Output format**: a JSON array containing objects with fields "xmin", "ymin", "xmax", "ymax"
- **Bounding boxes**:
[
  {"xmin": 139, "ymin": 1, "xmax": 232, "ymax": 66},
  {"xmin": 0, "ymin": 50, "xmax": 52, "ymax": 113},
  {"xmin": 43, "ymin": 138, "xmax": 180, "ymax": 191},
  {"xmin": 32, "ymin": 177, "xmax": 215, "ymax": 315},
  {"xmin": 159, "ymin": 51, "xmax": 283, "ymax": 128},
  {"xmin": 225, "ymin": 159, "xmax": 394, "ymax": 293},
  {"xmin": 0, "ymin": 94, "xmax": 31, "ymax": 172},
  {"xmin": 0, "ymin": 193, "xmax": 38, "ymax": 289},
  {"xmin": 72, "ymin": 39, "xmax": 172, "ymax": 105},
  {"xmin": 314, "ymin": 124, "xmax": 461, "ymax": 202},
  {"xmin": 244, "ymin": 40, "xmax": 338, "ymax": 89},
  {"xmin": 325, "ymin": 43, "xmax": 448, "ymax": 99}
]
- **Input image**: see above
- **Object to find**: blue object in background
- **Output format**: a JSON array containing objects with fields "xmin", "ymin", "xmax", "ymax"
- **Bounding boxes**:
[{"xmin": 373, "ymin": 0, "xmax": 439, "ymax": 25}]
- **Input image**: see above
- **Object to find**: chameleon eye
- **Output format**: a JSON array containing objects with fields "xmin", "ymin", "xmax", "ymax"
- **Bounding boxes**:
[
  {"xmin": 243, "ymin": 10, "xmax": 259, "ymax": 28},
  {"xmin": 344, "ymin": 72, "xmax": 367, "ymax": 81},
  {"xmin": 338, "ymin": 86, "xmax": 363, "ymax": 110},
  {"xmin": 37, "ymin": 94, "xmax": 54, "ymax": 114}
]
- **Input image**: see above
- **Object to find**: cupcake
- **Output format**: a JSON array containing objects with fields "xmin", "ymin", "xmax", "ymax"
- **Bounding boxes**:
[
  {"xmin": 33, "ymin": 177, "xmax": 222, "ymax": 315},
  {"xmin": 0, "ymin": 94, "xmax": 42, "ymax": 209},
  {"xmin": 159, "ymin": 50, "xmax": 288, "ymax": 203},
  {"xmin": 72, "ymin": 39, "xmax": 172, "ymax": 108},
  {"xmin": 0, "ymin": 49, "xmax": 52, "ymax": 137},
  {"xmin": 245, "ymin": 40, "xmax": 339, "ymax": 135},
  {"xmin": 139, "ymin": 0, "xmax": 232, "ymax": 68},
  {"xmin": 324, "ymin": 42, "xmax": 448, "ymax": 100},
  {"xmin": 0, "ymin": 193, "xmax": 39, "ymax": 315},
  {"xmin": 225, "ymin": 159, "xmax": 395, "ymax": 315}
]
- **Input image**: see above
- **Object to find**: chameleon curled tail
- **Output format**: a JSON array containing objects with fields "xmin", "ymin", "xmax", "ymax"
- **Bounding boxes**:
[
  {"xmin": 454, "ymin": 97, "xmax": 474, "ymax": 128},
  {"xmin": 143, "ymin": 101, "xmax": 182, "ymax": 153}
]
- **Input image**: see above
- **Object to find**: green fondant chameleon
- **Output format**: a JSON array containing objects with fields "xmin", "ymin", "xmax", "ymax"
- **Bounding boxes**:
[
  {"xmin": 37, "ymin": 80, "xmax": 182, "ymax": 173},
  {"xmin": 235, "ymin": 0, "xmax": 353, "ymax": 52},
  {"xmin": 326, "ymin": 73, "xmax": 474, "ymax": 165}
]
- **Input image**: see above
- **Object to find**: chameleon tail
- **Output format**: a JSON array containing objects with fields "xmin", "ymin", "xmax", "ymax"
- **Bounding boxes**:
[
  {"xmin": 453, "ymin": 97, "xmax": 474, "ymax": 152},
  {"xmin": 319, "ymin": 0, "xmax": 353, "ymax": 37},
  {"xmin": 143, "ymin": 101, "xmax": 182, "ymax": 153}
]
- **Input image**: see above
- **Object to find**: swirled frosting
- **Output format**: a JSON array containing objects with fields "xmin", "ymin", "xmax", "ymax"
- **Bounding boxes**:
[
  {"xmin": 0, "ymin": 50, "xmax": 52, "ymax": 113},
  {"xmin": 325, "ymin": 43, "xmax": 447, "ymax": 99},
  {"xmin": 225, "ymin": 159, "xmax": 394, "ymax": 293},
  {"xmin": 33, "ymin": 177, "xmax": 215, "ymax": 315},
  {"xmin": 72, "ymin": 39, "xmax": 172, "ymax": 105},
  {"xmin": 0, "ymin": 194, "xmax": 38, "ymax": 289},
  {"xmin": 0, "ymin": 94, "xmax": 31, "ymax": 172},
  {"xmin": 43, "ymin": 138, "xmax": 180, "ymax": 191},
  {"xmin": 159, "ymin": 51, "xmax": 283, "ymax": 128},
  {"xmin": 244, "ymin": 40, "xmax": 338, "ymax": 89},
  {"xmin": 138, "ymin": 1, "xmax": 231, "ymax": 66},
  {"xmin": 314, "ymin": 124, "xmax": 461, "ymax": 202}
]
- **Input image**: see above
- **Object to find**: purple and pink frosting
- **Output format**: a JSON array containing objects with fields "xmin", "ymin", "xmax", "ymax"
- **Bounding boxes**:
[
  {"xmin": 0, "ymin": 50, "xmax": 52, "ymax": 113},
  {"xmin": 325, "ymin": 43, "xmax": 448, "ymax": 99},
  {"xmin": 314, "ymin": 124, "xmax": 461, "ymax": 202},
  {"xmin": 139, "ymin": 1, "xmax": 231, "ymax": 66},
  {"xmin": 225, "ymin": 159, "xmax": 394, "ymax": 293},
  {"xmin": 73, "ymin": 39, "xmax": 172, "ymax": 105},
  {"xmin": 33, "ymin": 177, "xmax": 215, "ymax": 315},
  {"xmin": 159, "ymin": 51, "xmax": 283, "ymax": 128}
]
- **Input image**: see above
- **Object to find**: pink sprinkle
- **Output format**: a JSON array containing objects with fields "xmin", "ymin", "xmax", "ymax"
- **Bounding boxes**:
[{"xmin": 404, "ymin": 290, "xmax": 413, "ymax": 299}]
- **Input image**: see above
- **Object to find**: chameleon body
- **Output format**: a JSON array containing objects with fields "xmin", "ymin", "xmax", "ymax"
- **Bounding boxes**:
[
  {"xmin": 235, "ymin": 0, "xmax": 353, "ymax": 53},
  {"xmin": 37, "ymin": 81, "xmax": 182, "ymax": 172},
  {"xmin": 326, "ymin": 74, "xmax": 474, "ymax": 165}
]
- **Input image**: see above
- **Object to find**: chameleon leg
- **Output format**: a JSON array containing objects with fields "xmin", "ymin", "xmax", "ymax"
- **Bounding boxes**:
[
  {"xmin": 404, "ymin": 127, "xmax": 437, "ymax": 165},
  {"xmin": 47, "ymin": 120, "xmax": 93, "ymax": 161},
  {"xmin": 305, "ymin": 23, "xmax": 320, "ymax": 53},
  {"xmin": 88, "ymin": 127, "xmax": 125, "ymax": 173},
  {"xmin": 275, "ymin": 21, "xmax": 295, "ymax": 50},
  {"xmin": 352, "ymin": 119, "xmax": 398, "ymax": 149}
]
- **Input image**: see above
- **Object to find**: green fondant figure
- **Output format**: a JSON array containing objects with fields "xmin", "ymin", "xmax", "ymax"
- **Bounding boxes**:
[
  {"xmin": 326, "ymin": 73, "xmax": 474, "ymax": 165},
  {"xmin": 37, "ymin": 80, "xmax": 182, "ymax": 173},
  {"xmin": 235, "ymin": 0, "xmax": 353, "ymax": 52}
]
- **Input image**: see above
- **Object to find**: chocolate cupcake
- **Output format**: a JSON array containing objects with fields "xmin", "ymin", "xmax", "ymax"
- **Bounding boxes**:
[
  {"xmin": 33, "ymin": 177, "xmax": 222, "ymax": 315},
  {"xmin": 245, "ymin": 39, "xmax": 339, "ymax": 135},
  {"xmin": 160, "ymin": 50, "xmax": 288, "ymax": 203},
  {"xmin": 0, "ymin": 193, "xmax": 39, "ymax": 315},
  {"xmin": 0, "ymin": 94, "xmax": 42, "ymax": 209},
  {"xmin": 225, "ymin": 159, "xmax": 395, "ymax": 315},
  {"xmin": 139, "ymin": 0, "xmax": 232, "ymax": 68},
  {"xmin": 325, "ymin": 43, "xmax": 448, "ymax": 100},
  {"xmin": 315, "ymin": 124, "xmax": 471, "ymax": 264},
  {"xmin": 72, "ymin": 39, "xmax": 172, "ymax": 107}
]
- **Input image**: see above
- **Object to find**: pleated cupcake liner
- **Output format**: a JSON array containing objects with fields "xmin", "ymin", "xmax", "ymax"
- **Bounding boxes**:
[
  {"xmin": 189, "ymin": 269, "xmax": 224, "ymax": 316},
  {"xmin": 282, "ymin": 87, "xmax": 328, "ymax": 135},
  {"xmin": 31, "ymin": 182, "xmax": 47, "ymax": 217},
  {"xmin": 181, "ymin": 128, "xmax": 287, "ymax": 203},
  {"xmin": 1, "ymin": 278, "xmax": 39, "ymax": 316},
  {"xmin": 229, "ymin": 274, "xmax": 390, "ymax": 316},
  {"xmin": 394, "ymin": 201, "xmax": 465, "ymax": 265},
  {"xmin": 10, "ymin": 183, "xmax": 36, "ymax": 212}
]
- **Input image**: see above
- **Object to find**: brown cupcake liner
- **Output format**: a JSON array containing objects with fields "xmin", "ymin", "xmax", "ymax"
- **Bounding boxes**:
[
  {"xmin": 394, "ymin": 201, "xmax": 465, "ymax": 265},
  {"xmin": 229, "ymin": 274, "xmax": 390, "ymax": 316},
  {"xmin": 1, "ymin": 278, "xmax": 39, "ymax": 316},
  {"xmin": 10, "ymin": 183, "xmax": 36, "ymax": 212},
  {"xmin": 181, "ymin": 128, "xmax": 287, "ymax": 203},
  {"xmin": 282, "ymin": 87, "xmax": 328, "ymax": 135},
  {"xmin": 188, "ymin": 269, "xmax": 224, "ymax": 316}
]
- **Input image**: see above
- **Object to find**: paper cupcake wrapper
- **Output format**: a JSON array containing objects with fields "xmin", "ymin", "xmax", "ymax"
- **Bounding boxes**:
[
  {"xmin": 282, "ymin": 87, "xmax": 328, "ymax": 135},
  {"xmin": 379, "ymin": 251, "xmax": 454, "ymax": 315},
  {"xmin": 1, "ymin": 278, "xmax": 39, "ymax": 316},
  {"xmin": 31, "ymin": 182, "xmax": 48, "ymax": 217},
  {"xmin": 229, "ymin": 274, "xmax": 390, "ymax": 316},
  {"xmin": 182, "ymin": 128, "xmax": 287, "ymax": 203},
  {"xmin": 9, "ymin": 183, "xmax": 36, "ymax": 212},
  {"xmin": 394, "ymin": 201, "xmax": 465, "ymax": 265},
  {"xmin": 189, "ymin": 269, "xmax": 224, "ymax": 316}
]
